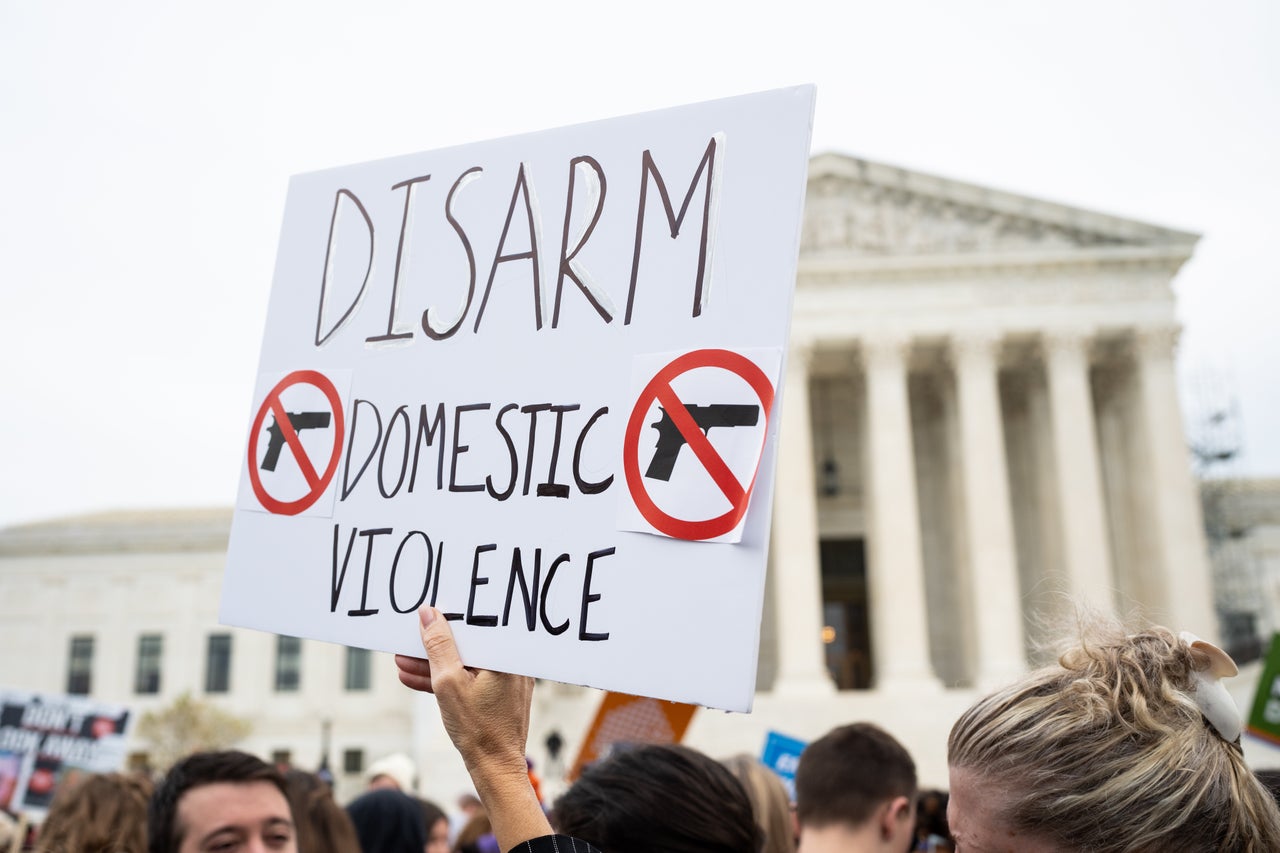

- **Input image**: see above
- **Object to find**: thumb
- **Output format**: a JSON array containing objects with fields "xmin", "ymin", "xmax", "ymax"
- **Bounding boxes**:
[{"xmin": 418, "ymin": 606, "xmax": 463, "ymax": 676}]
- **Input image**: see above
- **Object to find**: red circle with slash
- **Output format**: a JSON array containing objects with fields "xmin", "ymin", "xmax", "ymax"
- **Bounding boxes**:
[
  {"xmin": 247, "ymin": 370, "xmax": 345, "ymax": 516},
  {"xmin": 623, "ymin": 349, "xmax": 775, "ymax": 540}
]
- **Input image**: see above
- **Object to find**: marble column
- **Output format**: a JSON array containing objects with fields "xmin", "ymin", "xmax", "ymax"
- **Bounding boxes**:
[
  {"xmin": 770, "ymin": 342, "xmax": 836, "ymax": 695},
  {"xmin": 1134, "ymin": 327, "xmax": 1217, "ymax": 636},
  {"xmin": 1043, "ymin": 330, "xmax": 1116, "ymax": 609},
  {"xmin": 863, "ymin": 334, "xmax": 940, "ymax": 691},
  {"xmin": 951, "ymin": 332, "xmax": 1026, "ymax": 688}
]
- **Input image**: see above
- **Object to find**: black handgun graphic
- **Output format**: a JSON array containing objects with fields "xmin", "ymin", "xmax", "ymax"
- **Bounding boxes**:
[
  {"xmin": 645, "ymin": 404, "xmax": 760, "ymax": 481},
  {"xmin": 261, "ymin": 411, "xmax": 332, "ymax": 471}
]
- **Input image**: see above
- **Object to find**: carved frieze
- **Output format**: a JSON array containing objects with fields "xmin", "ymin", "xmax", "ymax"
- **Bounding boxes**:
[{"xmin": 801, "ymin": 173, "xmax": 1130, "ymax": 255}]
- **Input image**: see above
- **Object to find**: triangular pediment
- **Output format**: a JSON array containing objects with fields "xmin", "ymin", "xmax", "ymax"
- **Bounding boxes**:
[{"xmin": 803, "ymin": 152, "xmax": 1198, "ymax": 257}]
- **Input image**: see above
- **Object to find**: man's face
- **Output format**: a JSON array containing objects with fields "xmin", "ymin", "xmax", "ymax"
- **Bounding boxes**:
[{"xmin": 176, "ymin": 780, "xmax": 296, "ymax": 853}]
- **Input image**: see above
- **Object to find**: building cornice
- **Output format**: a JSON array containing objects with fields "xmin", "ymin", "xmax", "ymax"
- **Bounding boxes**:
[
  {"xmin": 798, "ymin": 243, "xmax": 1195, "ymax": 283},
  {"xmin": 0, "ymin": 508, "xmax": 233, "ymax": 556},
  {"xmin": 808, "ymin": 152, "xmax": 1200, "ymax": 248}
]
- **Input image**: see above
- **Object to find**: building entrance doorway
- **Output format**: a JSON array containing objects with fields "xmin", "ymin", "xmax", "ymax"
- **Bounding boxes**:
[{"xmin": 820, "ymin": 538, "xmax": 872, "ymax": 690}]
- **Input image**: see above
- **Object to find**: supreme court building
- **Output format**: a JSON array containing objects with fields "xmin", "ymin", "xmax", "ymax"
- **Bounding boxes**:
[
  {"xmin": 762, "ymin": 152, "xmax": 1216, "ymax": 696},
  {"xmin": 0, "ymin": 152, "xmax": 1229, "ymax": 801}
]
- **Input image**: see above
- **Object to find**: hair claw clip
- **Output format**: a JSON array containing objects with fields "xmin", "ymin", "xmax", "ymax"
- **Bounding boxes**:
[{"xmin": 1179, "ymin": 631, "xmax": 1242, "ymax": 743}]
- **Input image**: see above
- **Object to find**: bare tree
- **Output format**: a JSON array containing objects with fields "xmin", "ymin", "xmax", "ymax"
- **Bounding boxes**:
[{"xmin": 136, "ymin": 692, "xmax": 252, "ymax": 771}]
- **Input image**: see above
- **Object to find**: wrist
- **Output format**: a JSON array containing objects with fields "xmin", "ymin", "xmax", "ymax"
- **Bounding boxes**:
[
  {"xmin": 467, "ymin": 752, "xmax": 531, "ymax": 794},
  {"xmin": 463, "ymin": 741, "xmax": 527, "ymax": 770},
  {"xmin": 468, "ymin": 760, "xmax": 552, "ymax": 851}
]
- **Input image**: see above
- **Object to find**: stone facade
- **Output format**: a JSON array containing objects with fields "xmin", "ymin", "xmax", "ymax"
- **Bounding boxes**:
[
  {"xmin": 0, "ymin": 153, "xmax": 1224, "ymax": 803},
  {"xmin": 0, "ymin": 510, "xmax": 415, "ymax": 804}
]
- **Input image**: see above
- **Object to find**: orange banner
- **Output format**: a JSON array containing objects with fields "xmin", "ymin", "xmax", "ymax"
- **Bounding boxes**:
[{"xmin": 567, "ymin": 691, "xmax": 698, "ymax": 781}]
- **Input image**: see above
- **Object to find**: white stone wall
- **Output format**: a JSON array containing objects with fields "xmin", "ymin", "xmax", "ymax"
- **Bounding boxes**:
[{"xmin": 0, "ymin": 512, "xmax": 415, "ymax": 805}]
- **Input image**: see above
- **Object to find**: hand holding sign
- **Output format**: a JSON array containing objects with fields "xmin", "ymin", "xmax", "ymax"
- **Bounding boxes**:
[{"xmin": 396, "ymin": 607, "xmax": 552, "ymax": 852}]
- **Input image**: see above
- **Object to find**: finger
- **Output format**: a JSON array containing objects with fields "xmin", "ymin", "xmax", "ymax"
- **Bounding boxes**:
[
  {"xmin": 397, "ymin": 668, "xmax": 433, "ymax": 693},
  {"xmin": 394, "ymin": 654, "xmax": 431, "ymax": 678},
  {"xmin": 418, "ymin": 606, "xmax": 464, "ymax": 676},
  {"xmin": 394, "ymin": 654, "xmax": 433, "ymax": 693}
]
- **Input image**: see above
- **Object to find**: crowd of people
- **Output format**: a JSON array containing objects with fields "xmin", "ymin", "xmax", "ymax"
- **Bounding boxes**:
[
  {"xmin": 1, "ymin": 749, "xmax": 499, "ymax": 853},
  {"xmin": 7, "ymin": 608, "xmax": 1280, "ymax": 853}
]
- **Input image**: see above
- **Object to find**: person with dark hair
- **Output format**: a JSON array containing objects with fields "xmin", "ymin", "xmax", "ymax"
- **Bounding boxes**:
[
  {"xmin": 345, "ymin": 788, "xmax": 427, "ymax": 853},
  {"xmin": 793, "ymin": 723, "xmax": 916, "ymax": 853},
  {"xmin": 911, "ymin": 790, "xmax": 952, "ymax": 853},
  {"xmin": 148, "ymin": 750, "xmax": 294, "ymax": 853},
  {"xmin": 1256, "ymin": 769, "xmax": 1280, "ymax": 807},
  {"xmin": 418, "ymin": 798, "xmax": 450, "ymax": 853},
  {"xmin": 282, "ymin": 769, "xmax": 360, "ymax": 853},
  {"xmin": 552, "ymin": 744, "xmax": 763, "ymax": 853}
]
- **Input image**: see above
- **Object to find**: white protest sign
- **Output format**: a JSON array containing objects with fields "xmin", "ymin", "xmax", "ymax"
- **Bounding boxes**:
[{"xmin": 222, "ymin": 86, "xmax": 815, "ymax": 712}]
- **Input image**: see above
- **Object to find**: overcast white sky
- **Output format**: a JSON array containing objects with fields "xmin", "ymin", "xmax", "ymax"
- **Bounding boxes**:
[{"xmin": 1, "ymin": 0, "xmax": 1276, "ymax": 528}]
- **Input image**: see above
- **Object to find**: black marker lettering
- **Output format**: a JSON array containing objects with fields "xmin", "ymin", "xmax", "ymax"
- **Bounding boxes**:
[
  {"xmin": 440, "ymin": 538, "xmax": 464, "ymax": 620},
  {"xmin": 573, "ymin": 406, "xmax": 613, "ymax": 495},
  {"xmin": 316, "ymin": 189, "xmax": 375, "ymax": 346},
  {"xmin": 520, "ymin": 404, "xmax": 552, "ymax": 496},
  {"xmin": 474, "ymin": 163, "xmax": 543, "ymax": 333},
  {"xmin": 408, "ymin": 403, "xmax": 447, "ymax": 492},
  {"xmin": 502, "ymin": 547, "xmax": 542, "ymax": 631},
  {"xmin": 579, "ymin": 547, "xmax": 614, "ymax": 641},
  {"xmin": 429, "ymin": 540, "xmax": 444, "ymax": 607},
  {"xmin": 368, "ymin": 175, "xmax": 431, "ymax": 344},
  {"xmin": 538, "ymin": 553, "xmax": 571, "ymax": 636},
  {"xmin": 377, "ymin": 406, "xmax": 411, "ymax": 498},
  {"xmin": 330, "ymin": 524, "xmax": 359, "ymax": 612},
  {"xmin": 625, "ymin": 135, "xmax": 722, "ymax": 324},
  {"xmin": 553, "ymin": 156, "xmax": 612, "ymax": 327},
  {"xmin": 486, "ymin": 403, "xmax": 520, "ymax": 501},
  {"xmin": 350, "ymin": 528, "xmax": 392, "ymax": 616},
  {"xmin": 423, "ymin": 167, "xmax": 483, "ymax": 340},
  {"xmin": 389, "ymin": 530, "xmax": 436, "ymax": 614},
  {"xmin": 341, "ymin": 400, "xmax": 382, "ymax": 500},
  {"xmin": 466, "ymin": 544, "xmax": 499, "ymax": 627},
  {"xmin": 449, "ymin": 403, "xmax": 491, "ymax": 492},
  {"xmin": 536, "ymin": 404, "xmax": 580, "ymax": 498}
]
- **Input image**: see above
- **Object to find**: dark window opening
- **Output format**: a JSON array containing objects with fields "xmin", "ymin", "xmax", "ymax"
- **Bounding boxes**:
[
  {"xmin": 67, "ymin": 636, "xmax": 94, "ymax": 696},
  {"xmin": 205, "ymin": 634, "xmax": 232, "ymax": 693},
  {"xmin": 135, "ymin": 635, "xmax": 163, "ymax": 695},
  {"xmin": 820, "ymin": 538, "xmax": 872, "ymax": 690},
  {"xmin": 275, "ymin": 636, "xmax": 302, "ymax": 692}
]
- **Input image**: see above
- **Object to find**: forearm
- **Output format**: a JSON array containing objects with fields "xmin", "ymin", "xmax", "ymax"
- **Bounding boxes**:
[{"xmin": 465, "ymin": 756, "xmax": 552, "ymax": 852}]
